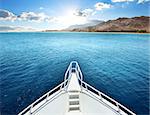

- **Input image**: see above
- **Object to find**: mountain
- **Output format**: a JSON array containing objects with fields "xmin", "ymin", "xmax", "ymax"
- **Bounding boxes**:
[
  {"xmin": 43, "ymin": 20, "xmax": 103, "ymax": 32},
  {"xmin": 66, "ymin": 20, "xmax": 104, "ymax": 30},
  {"xmin": 66, "ymin": 16, "xmax": 150, "ymax": 33}
]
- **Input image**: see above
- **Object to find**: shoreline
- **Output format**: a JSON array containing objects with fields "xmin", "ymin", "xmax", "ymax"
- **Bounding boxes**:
[
  {"xmin": 0, "ymin": 31, "xmax": 150, "ymax": 34},
  {"xmin": 43, "ymin": 31, "xmax": 150, "ymax": 34}
]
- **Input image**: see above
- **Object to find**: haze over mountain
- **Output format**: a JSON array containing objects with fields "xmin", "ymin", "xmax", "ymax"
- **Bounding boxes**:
[
  {"xmin": 0, "ymin": 26, "xmax": 36, "ymax": 32},
  {"xmin": 66, "ymin": 20, "xmax": 104, "ymax": 30}
]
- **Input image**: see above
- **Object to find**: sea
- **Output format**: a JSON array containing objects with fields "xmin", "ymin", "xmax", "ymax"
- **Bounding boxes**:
[{"xmin": 0, "ymin": 32, "xmax": 149, "ymax": 115}]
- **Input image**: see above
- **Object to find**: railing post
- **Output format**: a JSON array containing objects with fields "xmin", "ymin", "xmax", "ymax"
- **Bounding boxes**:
[
  {"xmin": 98, "ymin": 92, "xmax": 102, "ymax": 101},
  {"xmin": 116, "ymin": 102, "xmax": 120, "ymax": 113},
  {"xmin": 64, "ymin": 80, "xmax": 68, "ymax": 91},
  {"xmin": 30, "ymin": 104, "xmax": 33, "ymax": 115},
  {"xmin": 81, "ymin": 80, "xmax": 83, "ymax": 91},
  {"xmin": 69, "ymin": 68, "xmax": 71, "ymax": 78},
  {"xmin": 85, "ymin": 84, "xmax": 88, "ymax": 91},
  {"xmin": 60, "ymin": 84, "xmax": 62, "ymax": 90},
  {"xmin": 46, "ymin": 93, "xmax": 49, "ymax": 101},
  {"xmin": 80, "ymin": 71, "xmax": 83, "ymax": 91}
]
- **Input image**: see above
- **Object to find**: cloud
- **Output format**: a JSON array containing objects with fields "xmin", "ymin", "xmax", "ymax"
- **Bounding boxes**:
[
  {"xmin": 0, "ymin": 9, "xmax": 57, "ymax": 23},
  {"xmin": 95, "ymin": 2, "xmax": 112, "ymax": 10},
  {"xmin": 137, "ymin": 0, "xmax": 150, "ymax": 3},
  {"xmin": 18, "ymin": 12, "xmax": 58, "ymax": 23},
  {"xmin": 0, "ymin": 25, "xmax": 36, "ymax": 32},
  {"xmin": 0, "ymin": 26, "xmax": 15, "ymax": 31},
  {"xmin": 111, "ymin": 0, "xmax": 134, "ymax": 2},
  {"xmin": 111, "ymin": 0, "xmax": 150, "ymax": 3},
  {"xmin": 18, "ymin": 12, "xmax": 49, "ymax": 22},
  {"xmin": 0, "ymin": 9, "xmax": 16, "ymax": 21},
  {"xmin": 46, "ymin": 17, "xmax": 59, "ymax": 23},
  {"xmin": 73, "ymin": 9, "xmax": 95, "ymax": 17}
]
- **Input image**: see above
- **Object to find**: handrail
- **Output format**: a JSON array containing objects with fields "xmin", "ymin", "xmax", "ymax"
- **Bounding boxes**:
[
  {"xmin": 81, "ymin": 81, "xmax": 136, "ymax": 115},
  {"xmin": 72, "ymin": 61, "xmax": 136, "ymax": 115},
  {"xmin": 19, "ymin": 61, "xmax": 75, "ymax": 115},
  {"xmin": 18, "ymin": 61, "xmax": 136, "ymax": 115},
  {"xmin": 18, "ymin": 79, "xmax": 68, "ymax": 115}
]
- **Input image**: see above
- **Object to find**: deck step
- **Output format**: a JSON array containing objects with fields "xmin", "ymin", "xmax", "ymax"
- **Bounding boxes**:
[
  {"xmin": 69, "ymin": 90, "xmax": 79, "ymax": 93},
  {"xmin": 69, "ymin": 106, "xmax": 80, "ymax": 111},
  {"xmin": 69, "ymin": 95, "xmax": 79, "ymax": 99},
  {"xmin": 68, "ymin": 90, "xmax": 80, "ymax": 112},
  {"xmin": 69, "ymin": 100, "xmax": 79, "ymax": 105}
]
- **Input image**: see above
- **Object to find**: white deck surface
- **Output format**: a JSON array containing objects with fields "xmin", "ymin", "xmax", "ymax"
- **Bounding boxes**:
[
  {"xmin": 30, "ymin": 73, "xmax": 120, "ymax": 115},
  {"xmin": 35, "ymin": 92, "xmax": 67, "ymax": 115},
  {"xmin": 80, "ymin": 93, "xmax": 119, "ymax": 115},
  {"xmin": 67, "ymin": 73, "xmax": 81, "ymax": 91}
]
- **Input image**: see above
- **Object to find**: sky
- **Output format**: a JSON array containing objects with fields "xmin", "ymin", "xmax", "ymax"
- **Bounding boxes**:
[{"xmin": 0, "ymin": 0, "xmax": 149, "ymax": 31}]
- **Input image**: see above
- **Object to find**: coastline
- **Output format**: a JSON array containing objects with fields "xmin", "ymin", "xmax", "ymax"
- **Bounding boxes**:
[
  {"xmin": 1, "ymin": 31, "xmax": 149, "ymax": 35},
  {"xmin": 42, "ymin": 31, "xmax": 150, "ymax": 34}
]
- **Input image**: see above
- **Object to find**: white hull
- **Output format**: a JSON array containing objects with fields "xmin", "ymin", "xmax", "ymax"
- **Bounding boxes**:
[{"xmin": 18, "ymin": 61, "xmax": 136, "ymax": 115}]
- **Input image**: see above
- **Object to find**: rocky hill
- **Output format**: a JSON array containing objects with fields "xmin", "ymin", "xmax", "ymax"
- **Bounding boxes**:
[
  {"xmin": 66, "ymin": 20, "xmax": 104, "ymax": 30},
  {"xmin": 66, "ymin": 16, "xmax": 150, "ymax": 33}
]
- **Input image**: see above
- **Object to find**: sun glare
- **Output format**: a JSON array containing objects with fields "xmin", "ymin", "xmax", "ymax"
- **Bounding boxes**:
[{"xmin": 59, "ymin": 8, "xmax": 87, "ymax": 27}]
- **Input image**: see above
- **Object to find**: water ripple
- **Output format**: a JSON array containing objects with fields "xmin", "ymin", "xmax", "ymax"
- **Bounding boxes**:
[{"xmin": 0, "ymin": 32, "xmax": 149, "ymax": 115}]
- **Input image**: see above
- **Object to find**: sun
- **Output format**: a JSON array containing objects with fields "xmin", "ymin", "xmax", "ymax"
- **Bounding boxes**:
[{"xmin": 59, "ymin": 8, "xmax": 87, "ymax": 27}]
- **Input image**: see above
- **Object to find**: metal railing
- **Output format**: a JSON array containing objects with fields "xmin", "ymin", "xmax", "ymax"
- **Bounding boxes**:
[
  {"xmin": 18, "ymin": 61, "xmax": 75, "ymax": 115},
  {"xmin": 18, "ymin": 79, "xmax": 69, "ymax": 115},
  {"xmin": 18, "ymin": 61, "xmax": 136, "ymax": 115},
  {"xmin": 70, "ymin": 61, "xmax": 136, "ymax": 115}
]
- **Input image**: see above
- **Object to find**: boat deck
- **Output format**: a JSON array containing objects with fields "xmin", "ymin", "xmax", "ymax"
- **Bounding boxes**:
[
  {"xmin": 24, "ymin": 73, "xmax": 121, "ymax": 115},
  {"xmin": 19, "ymin": 61, "xmax": 135, "ymax": 115}
]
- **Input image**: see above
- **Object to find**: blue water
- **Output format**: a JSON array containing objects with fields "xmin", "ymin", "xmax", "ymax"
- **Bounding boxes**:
[{"xmin": 0, "ymin": 32, "xmax": 149, "ymax": 115}]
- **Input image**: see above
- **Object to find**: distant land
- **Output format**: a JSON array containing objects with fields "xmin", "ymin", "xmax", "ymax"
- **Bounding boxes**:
[
  {"xmin": 66, "ymin": 20, "xmax": 104, "ymax": 30},
  {"xmin": 43, "ymin": 16, "xmax": 150, "ymax": 33}
]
